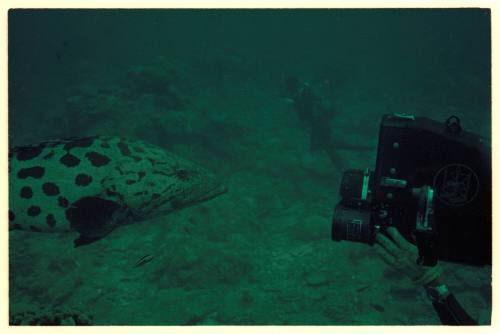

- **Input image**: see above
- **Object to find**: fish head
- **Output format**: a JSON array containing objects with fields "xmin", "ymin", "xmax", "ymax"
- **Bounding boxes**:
[
  {"xmin": 102, "ymin": 152, "xmax": 228, "ymax": 220},
  {"xmin": 155, "ymin": 161, "xmax": 228, "ymax": 213}
]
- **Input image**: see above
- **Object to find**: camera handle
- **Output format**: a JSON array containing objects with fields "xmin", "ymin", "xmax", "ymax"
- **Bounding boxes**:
[{"xmin": 412, "ymin": 186, "xmax": 439, "ymax": 267}]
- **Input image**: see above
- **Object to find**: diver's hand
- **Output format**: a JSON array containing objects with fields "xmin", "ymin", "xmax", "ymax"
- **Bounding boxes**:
[{"xmin": 374, "ymin": 227, "xmax": 442, "ymax": 286}]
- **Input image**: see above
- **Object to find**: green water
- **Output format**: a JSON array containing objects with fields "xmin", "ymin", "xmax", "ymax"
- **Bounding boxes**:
[{"xmin": 8, "ymin": 9, "xmax": 491, "ymax": 325}]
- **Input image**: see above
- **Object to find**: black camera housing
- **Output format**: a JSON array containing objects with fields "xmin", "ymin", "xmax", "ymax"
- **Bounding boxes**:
[{"xmin": 332, "ymin": 114, "xmax": 491, "ymax": 266}]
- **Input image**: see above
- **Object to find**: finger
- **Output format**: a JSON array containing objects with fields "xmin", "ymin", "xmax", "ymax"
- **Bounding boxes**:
[
  {"xmin": 375, "ymin": 232, "xmax": 400, "ymax": 257},
  {"xmin": 386, "ymin": 227, "xmax": 415, "ymax": 252},
  {"xmin": 373, "ymin": 244, "xmax": 396, "ymax": 266}
]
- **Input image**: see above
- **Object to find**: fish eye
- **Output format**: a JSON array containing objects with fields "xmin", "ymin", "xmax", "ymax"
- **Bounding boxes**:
[{"xmin": 175, "ymin": 169, "xmax": 190, "ymax": 180}]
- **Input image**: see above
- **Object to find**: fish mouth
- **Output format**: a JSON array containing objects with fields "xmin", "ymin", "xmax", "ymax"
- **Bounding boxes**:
[
  {"xmin": 197, "ymin": 181, "xmax": 228, "ymax": 202},
  {"xmin": 177, "ymin": 181, "xmax": 227, "ymax": 212}
]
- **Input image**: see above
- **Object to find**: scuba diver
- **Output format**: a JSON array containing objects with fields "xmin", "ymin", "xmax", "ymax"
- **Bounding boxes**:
[
  {"xmin": 288, "ymin": 77, "xmax": 489, "ymax": 325},
  {"xmin": 285, "ymin": 76, "xmax": 372, "ymax": 171},
  {"xmin": 375, "ymin": 227, "xmax": 478, "ymax": 325}
]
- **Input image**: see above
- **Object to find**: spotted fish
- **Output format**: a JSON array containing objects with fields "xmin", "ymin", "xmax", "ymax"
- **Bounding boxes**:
[{"xmin": 8, "ymin": 136, "xmax": 228, "ymax": 247}]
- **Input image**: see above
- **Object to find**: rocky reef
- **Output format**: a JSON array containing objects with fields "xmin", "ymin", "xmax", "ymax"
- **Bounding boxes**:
[{"xmin": 10, "ymin": 307, "xmax": 93, "ymax": 325}]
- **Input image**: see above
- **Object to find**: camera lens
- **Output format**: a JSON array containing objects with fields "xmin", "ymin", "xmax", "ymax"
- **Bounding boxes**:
[{"xmin": 331, "ymin": 203, "xmax": 373, "ymax": 244}]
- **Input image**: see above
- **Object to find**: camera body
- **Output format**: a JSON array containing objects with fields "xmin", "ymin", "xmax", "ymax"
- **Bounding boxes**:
[{"xmin": 332, "ymin": 113, "xmax": 491, "ymax": 266}]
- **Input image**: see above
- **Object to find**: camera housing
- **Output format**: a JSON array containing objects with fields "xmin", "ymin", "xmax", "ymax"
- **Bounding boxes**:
[{"xmin": 331, "ymin": 113, "xmax": 491, "ymax": 266}]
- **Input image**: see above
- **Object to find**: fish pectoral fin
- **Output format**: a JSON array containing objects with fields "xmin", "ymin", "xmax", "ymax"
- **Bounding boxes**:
[
  {"xmin": 74, "ymin": 235, "xmax": 106, "ymax": 247},
  {"xmin": 65, "ymin": 196, "xmax": 124, "ymax": 247}
]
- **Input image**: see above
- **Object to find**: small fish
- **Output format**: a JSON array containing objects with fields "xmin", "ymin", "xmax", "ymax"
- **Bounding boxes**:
[
  {"xmin": 9, "ymin": 136, "xmax": 228, "ymax": 247},
  {"xmin": 356, "ymin": 285, "xmax": 371, "ymax": 293},
  {"xmin": 134, "ymin": 254, "xmax": 154, "ymax": 268}
]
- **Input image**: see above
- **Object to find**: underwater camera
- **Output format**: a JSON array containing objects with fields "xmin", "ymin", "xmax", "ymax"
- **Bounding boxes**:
[{"xmin": 331, "ymin": 113, "xmax": 491, "ymax": 266}]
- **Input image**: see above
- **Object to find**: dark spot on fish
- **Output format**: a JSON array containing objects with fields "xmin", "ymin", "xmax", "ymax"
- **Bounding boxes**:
[
  {"xmin": 20, "ymin": 186, "xmax": 33, "ymax": 199},
  {"xmin": 134, "ymin": 191, "xmax": 147, "ymax": 196},
  {"xmin": 85, "ymin": 151, "xmax": 111, "ymax": 167},
  {"xmin": 63, "ymin": 137, "xmax": 95, "ymax": 150},
  {"xmin": 15, "ymin": 144, "xmax": 44, "ymax": 161},
  {"xmin": 133, "ymin": 156, "xmax": 142, "ymax": 162},
  {"xmin": 138, "ymin": 171, "xmax": 146, "ymax": 181},
  {"xmin": 42, "ymin": 182, "xmax": 60, "ymax": 196},
  {"xmin": 43, "ymin": 150, "xmax": 55, "ymax": 160},
  {"xmin": 12, "ymin": 224, "xmax": 22, "ymax": 230},
  {"xmin": 115, "ymin": 166, "xmax": 124, "ymax": 175},
  {"xmin": 106, "ymin": 189, "xmax": 125, "ymax": 202},
  {"xmin": 147, "ymin": 157, "xmax": 156, "ymax": 165},
  {"xmin": 126, "ymin": 180, "xmax": 136, "ymax": 185},
  {"xmin": 175, "ymin": 169, "xmax": 191, "ymax": 181},
  {"xmin": 117, "ymin": 141, "xmax": 131, "ymax": 156},
  {"xmin": 60, "ymin": 153, "xmax": 81, "ymax": 167},
  {"xmin": 152, "ymin": 193, "xmax": 161, "ymax": 199},
  {"xmin": 46, "ymin": 214, "xmax": 56, "ymax": 227},
  {"xmin": 9, "ymin": 210, "xmax": 15, "ymax": 221},
  {"xmin": 29, "ymin": 225, "xmax": 42, "ymax": 232},
  {"xmin": 75, "ymin": 173, "xmax": 92, "ymax": 186},
  {"xmin": 27, "ymin": 206, "xmax": 41, "ymax": 216},
  {"xmin": 17, "ymin": 166, "xmax": 45, "ymax": 179},
  {"xmin": 58, "ymin": 196, "xmax": 69, "ymax": 207}
]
